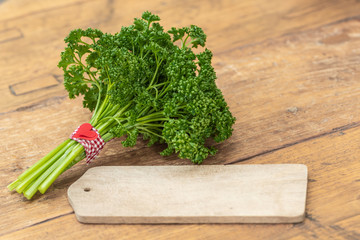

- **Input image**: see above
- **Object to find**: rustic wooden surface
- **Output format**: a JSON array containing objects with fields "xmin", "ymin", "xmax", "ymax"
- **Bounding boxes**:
[
  {"xmin": 68, "ymin": 165, "xmax": 307, "ymax": 224},
  {"xmin": 1, "ymin": 0, "xmax": 360, "ymax": 239}
]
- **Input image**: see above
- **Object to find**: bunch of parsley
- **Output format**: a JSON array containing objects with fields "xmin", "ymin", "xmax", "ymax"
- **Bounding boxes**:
[{"xmin": 8, "ymin": 11, "xmax": 235, "ymax": 199}]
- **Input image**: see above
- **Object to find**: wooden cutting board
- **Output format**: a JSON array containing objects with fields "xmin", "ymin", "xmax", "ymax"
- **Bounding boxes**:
[{"xmin": 67, "ymin": 164, "xmax": 308, "ymax": 224}]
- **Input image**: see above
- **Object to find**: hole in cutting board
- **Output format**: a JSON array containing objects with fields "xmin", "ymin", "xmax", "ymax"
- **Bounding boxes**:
[{"xmin": 83, "ymin": 187, "xmax": 91, "ymax": 192}]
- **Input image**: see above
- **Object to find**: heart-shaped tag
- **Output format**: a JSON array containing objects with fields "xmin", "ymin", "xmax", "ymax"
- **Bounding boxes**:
[{"xmin": 73, "ymin": 123, "xmax": 98, "ymax": 140}]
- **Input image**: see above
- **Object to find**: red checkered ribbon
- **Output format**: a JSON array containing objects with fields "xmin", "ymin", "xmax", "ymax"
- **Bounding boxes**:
[{"xmin": 70, "ymin": 123, "xmax": 105, "ymax": 164}]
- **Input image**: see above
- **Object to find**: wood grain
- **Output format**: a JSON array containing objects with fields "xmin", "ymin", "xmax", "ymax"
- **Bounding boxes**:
[
  {"xmin": 1, "ymin": 0, "xmax": 360, "ymax": 239},
  {"xmin": 3, "ymin": 124, "xmax": 360, "ymax": 240},
  {"xmin": 68, "ymin": 165, "xmax": 307, "ymax": 224},
  {"xmin": 1, "ymin": 0, "xmax": 360, "ymax": 113}
]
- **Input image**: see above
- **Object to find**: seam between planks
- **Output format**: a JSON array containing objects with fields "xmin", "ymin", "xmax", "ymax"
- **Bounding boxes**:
[
  {"xmin": 1, "ymin": 122, "xmax": 359, "ymax": 235},
  {"xmin": 0, "ymin": 0, "xmax": 96, "ymax": 24},
  {"xmin": 216, "ymin": 14, "xmax": 360, "ymax": 56},
  {"xmin": 0, "ymin": 211, "xmax": 74, "ymax": 237},
  {"xmin": 0, "ymin": 95, "xmax": 67, "ymax": 116},
  {"xmin": 227, "ymin": 121, "xmax": 360, "ymax": 165},
  {"xmin": 281, "ymin": 14, "xmax": 360, "ymax": 38}
]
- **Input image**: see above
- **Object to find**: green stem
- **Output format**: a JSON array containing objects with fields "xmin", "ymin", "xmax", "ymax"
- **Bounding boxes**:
[
  {"xmin": 148, "ymin": 59, "xmax": 162, "ymax": 88},
  {"xmin": 38, "ymin": 144, "xmax": 84, "ymax": 194},
  {"xmin": 137, "ymin": 118, "xmax": 168, "ymax": 124},
  {"xmin": 90, "ymin": 94, "xmax": 109, "ymax": 126},
  {"xmin": 73, "ymin": 55, "xmax": 99, "ymax": 88},
  {"xmin": 79, "ymin": 40, "xmax": 90, "ymax": 46},
  {"xmin": 158, "ymin": 81, "xmax": 171, "ymax": 97},
  {"xmin": 148, "ymin": 81, "xmax": 168, "ymax": 89},
  {"xmin": 142, "ymin": 50, "xmax": 150, "ymax": 59},
  {"xmin": 137, "ymin": 127, "xmax": 163, "ymax": 139},
  {"xmin": 17, "ymin": 139, "xmax": 70, "ymax": 181},
  {"xmin": 182, "ymin": 34, "xmax": 190, "ymax": 49},
  {"xmin": 137, "ymin": 106, "xmax": 151, "ymax": 118},
  {"xmin": 7, "ymin": 179, "xmax": 21, "ymax": 191},
  {"xmin": 137, "ymin": 123, "xmax": 164, "ymax": 127},
  {"xmin": 23, "ymin": 144, "xmax": 76, "ymax": 199},
  {"xmin": 91, "ymin": 90, "xmax": 103, "ymax": 122},
  {"xmin": 136, "ymin": 111, "xmax": 165, "ymax": 122},
  {"xmin": 38, "ymin": 130, "xmax": 112, "ymax": 195},
  {"xmin": 98, "ymin": 103, "xmax": 117, "ymax": 120},
  {"xmin": 15, "ymin": 141, "xmax": 76, "ymax": 193}
]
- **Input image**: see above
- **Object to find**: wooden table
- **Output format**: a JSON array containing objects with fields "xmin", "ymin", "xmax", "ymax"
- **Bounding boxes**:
[{"xmin": 1, "ymin": 0, "xmax": 360, "ymax": 239}]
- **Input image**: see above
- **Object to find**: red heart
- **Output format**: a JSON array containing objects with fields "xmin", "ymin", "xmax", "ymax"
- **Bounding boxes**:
[{"xmin": 73, "ymin": 123, "xmax": 98, "ymax": 140}]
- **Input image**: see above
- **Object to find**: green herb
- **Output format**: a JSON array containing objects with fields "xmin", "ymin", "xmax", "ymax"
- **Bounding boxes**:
[{"xmin": 8, "ymin": 11, "xmax": 236, "ymax": 199}]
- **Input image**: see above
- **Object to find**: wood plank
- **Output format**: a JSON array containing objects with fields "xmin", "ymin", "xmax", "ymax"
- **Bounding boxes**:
[
  {"xmin": 68, "ymin": 165, "xmax": 307, "ymax": 224},
  {"xmin": 2, "ymin": 119, "xmax": 359, "ymax": 239},
  {"xmin": 1, "ymin": 9, "xmax": 360, "ymax": 167},
  {"xmin": 1, "ymin": 0, "xmax": 360, "ymax": 112},
  {"xmin": 214, "ymin": 17, "xmax": 360, "ymax": 163},
  {"xmin": 9, "ymin": 75, "xmax": 60, "ymax": 96},
  {"xmin": 0, "ymin": 28, "xmax": 23, "ymax": 43},
  {"xmin": 0, "ymin": 0, "xmax": 113, "ymax": 113},
  {"xmin": 1, "ymin": 0, "xmax": 360, "ymax": 239},
  {"xmin": 1, "ymin": 14, "xmax": 360, "ymax": 236}
]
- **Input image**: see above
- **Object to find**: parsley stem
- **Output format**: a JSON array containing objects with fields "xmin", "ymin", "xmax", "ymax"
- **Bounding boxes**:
[
  {"xmin": 23, "ymin": 146, "xmax": 74, "ymax": 199},
  {"xmin": 17, "ymin": 139, "xmax": 71, "ymax": 181},
  {"xmin": 38, "ymin": 144, "xmax": 84, "ymax": 194},
  {"xmin": 148, "ymin": 58, "xmax": 162, "ymax": 88},
  {"xmin": 15, "ymin": 141, "xmax": 76, "ymax": 193},
  {"xmin": 7, "ymin": 179, "xmax": 21, "ymax": 191},
  {"xmin": 137, "ymin": 127, "xmax": 163, "ymax": 139}
]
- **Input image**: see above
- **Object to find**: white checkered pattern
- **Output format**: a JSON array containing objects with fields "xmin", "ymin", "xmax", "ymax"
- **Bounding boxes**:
[{"xmin": 70, "ymin": 125, "xmax": 105, "ymax": 164}]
